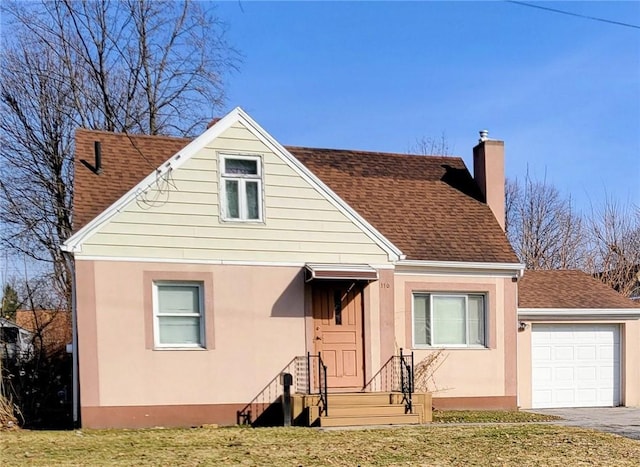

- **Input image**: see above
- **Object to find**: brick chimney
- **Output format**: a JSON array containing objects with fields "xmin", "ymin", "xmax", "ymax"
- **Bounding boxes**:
[{"xmin": 473, "ymin": 130, "xmax": 505, "ymax": 230}]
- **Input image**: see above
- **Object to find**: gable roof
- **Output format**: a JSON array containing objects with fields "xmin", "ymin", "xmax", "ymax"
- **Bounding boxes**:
[
  {"xmin": 68, "ymin": 108, "xmax": 402, "ymax": 260},
  {"xmin": 74, "ymin": 131, "xmax": 189, "ymax": 231},
  {"xmin": 518, "ymin": 269, "xmax": 640, "ymax": 309},
  {"xmin": 289, "ymin": 147, "xmax": 516, "ymax": 263},
  {"xmin": 69, "ymin": 109, "xmax": 517, "ymax": 264}
]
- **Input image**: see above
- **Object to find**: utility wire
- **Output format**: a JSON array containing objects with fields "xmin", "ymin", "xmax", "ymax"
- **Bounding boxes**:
[{"xmin": 507, "ymin": 1, "xmax": 640, "ymax": 30}]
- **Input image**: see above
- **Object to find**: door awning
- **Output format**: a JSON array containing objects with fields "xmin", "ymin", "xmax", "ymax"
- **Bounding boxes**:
[{"xmin": 305, "ymin": 263, "xmax": 379, "ymax": 282}]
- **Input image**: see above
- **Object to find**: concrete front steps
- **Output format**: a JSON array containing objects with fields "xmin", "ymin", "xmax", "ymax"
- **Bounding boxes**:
[{"xmin": 301, "ymin": 392, "xmax": 429, "ymax": 427}]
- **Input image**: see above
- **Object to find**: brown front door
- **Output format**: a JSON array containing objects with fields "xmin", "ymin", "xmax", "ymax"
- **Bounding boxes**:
[{"xmin": 312, "ymin": 282, "xmax": 364, "ymax": 389}]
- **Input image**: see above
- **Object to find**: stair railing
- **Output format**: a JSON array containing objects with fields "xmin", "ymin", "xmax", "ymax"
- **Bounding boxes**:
[
  {"xmin": 236, "ymin": 355, "xmax": 306, "ymax": 426},
  {"xmin": 307, "ymin": 352, "xmax": 328, "ymax": 417},
  {"xmin": 363, "ymin": 348, "xmax": 414, "ymax": 414},
  {"xmin": 399, "ymin": 348, "xmax": 414, "ymax": 414},
  {"xmin": 362, "ymin": 354, "xmax": 396, "ymax": 393}
]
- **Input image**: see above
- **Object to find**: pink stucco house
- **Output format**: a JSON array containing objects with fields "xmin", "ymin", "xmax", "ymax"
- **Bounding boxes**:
[{"xmin": 62, "ymin": 108, "xmax": 640, "ymax": 429}]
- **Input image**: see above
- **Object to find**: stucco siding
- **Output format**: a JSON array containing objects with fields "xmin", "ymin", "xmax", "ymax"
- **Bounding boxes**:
[
  {"xmin": 80, "ymin": 260, "xmax": 307, "ymax": 407},
  {"xmin": 77, "ymin": 122, "xmax": 390, "ymax": 264},
  {"xmin": 393, "ymin": 273, "xmax": 518, "ymax": 400}
]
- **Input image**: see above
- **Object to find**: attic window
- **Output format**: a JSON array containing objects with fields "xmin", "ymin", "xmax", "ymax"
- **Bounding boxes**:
[{"xmin": 220, "ymin": 155, "xmax": 263, "ymax": 222}]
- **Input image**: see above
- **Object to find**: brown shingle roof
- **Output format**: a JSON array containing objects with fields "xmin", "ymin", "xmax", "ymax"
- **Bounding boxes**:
[
  {"xmin": 518, "ymin": 270, "xmax": 640, "ymax": 309},
  {"xmin": 74, "ymin": 129, "xmax": 189, "ymax": 230},
  {"xmin": 16, "ymin": 310, "xmax": 73, "ymax": 356},
  {"xmin": 289, "ymin": 147, "xmax": 517, "ymax": 262},
  {"xmin": 73, "ymin": 129, "xmax": 518, "ymax": 263}
]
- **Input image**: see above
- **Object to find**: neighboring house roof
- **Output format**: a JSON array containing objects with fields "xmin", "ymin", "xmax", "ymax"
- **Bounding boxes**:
[
  {"xmin": 15, "ymin": 310, "xmax": 72, "ymax": 354},
  {"xmin": 518, "ymin": 270, "xmax": 640, "ymax": 310},
  {"xmin": 72, "ymin": 114, "xmax": 517, "ymax": 264}
]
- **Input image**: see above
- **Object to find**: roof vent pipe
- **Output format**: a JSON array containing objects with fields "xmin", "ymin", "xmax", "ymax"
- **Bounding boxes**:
[
  {"xmin": 94, "ymin": 141, "xmax": 102, "ymax": 174},
  {"xmin": 479, "ymin": 130, "xmax": 489, "ymax": 142}
]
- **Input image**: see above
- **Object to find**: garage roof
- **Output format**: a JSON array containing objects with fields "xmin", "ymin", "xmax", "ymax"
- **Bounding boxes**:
[{"xmin": 518, "ymin": 270, "xmax": 640, "ymax": 309}]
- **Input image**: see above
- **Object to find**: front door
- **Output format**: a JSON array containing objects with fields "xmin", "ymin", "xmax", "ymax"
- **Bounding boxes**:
[{"xmin": 312, "ymin": 281, "xmax": 364, "ymax": 389}]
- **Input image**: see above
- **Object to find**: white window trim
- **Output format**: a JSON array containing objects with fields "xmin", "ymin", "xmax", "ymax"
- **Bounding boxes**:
[
  {"xmin": 412, "ymin": 292, "xmax": 487, "ymax": 349},
  {"xmin": 219, "ymin": 154, "xmax": 264, "ymax": 222},
  {"xmin": 153, "ymin": 281, "xmax": 205, "ymax": 349}
]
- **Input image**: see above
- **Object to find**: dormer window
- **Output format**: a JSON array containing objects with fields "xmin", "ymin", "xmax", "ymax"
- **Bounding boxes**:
[{"xmin": 220, "ymin": 155, "xmax": 263, "ymax": 222}]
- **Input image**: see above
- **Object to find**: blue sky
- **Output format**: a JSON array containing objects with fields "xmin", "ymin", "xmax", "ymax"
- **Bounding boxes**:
[
  {"xmin": 214, "ymin": 1, "xmax": 640, "ymax": 213},
  {"xmin": 2, "ymin": 1, "xmax": 638, "ymax": 282}
]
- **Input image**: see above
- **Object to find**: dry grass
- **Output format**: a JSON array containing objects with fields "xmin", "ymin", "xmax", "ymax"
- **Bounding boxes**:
[
  {"xmin": 2, "ymin": 424, "xmax": 639, "ymax": 466},
  {"xmin": 0, "ymin": 392, "xmax": 20, "ymax": 430},
  {"xmin": 432, "ymin": 410, "xmax": 562, "ymax": 424}
]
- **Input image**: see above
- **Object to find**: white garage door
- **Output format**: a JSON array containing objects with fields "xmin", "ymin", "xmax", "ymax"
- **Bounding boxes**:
[{"xmin": 532, "ymin": 324, "xmax": 620, "ymax": 408}]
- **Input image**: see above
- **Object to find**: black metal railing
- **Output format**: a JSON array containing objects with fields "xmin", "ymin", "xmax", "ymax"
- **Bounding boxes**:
[
  {"xmin": 362, "ymin": 354, "xmax": 397, "ymax": 393},
  {"xmin": 236, "ymin": 356, "xmax": 307, "ymax": 426},
  {"xmin": 399, "ymin": 349, "xmax": 414, "ymax": 413},
  {"xmin": 236, "ymin": 353, "xmax": 330, "ymax": 426},
  {"xmin": 363, "ymin": 348, "xmax": 414, "ymax": 413},
  {"xmin": 307, "ymin": 352, "xmax": 328, "ymax": 417}
]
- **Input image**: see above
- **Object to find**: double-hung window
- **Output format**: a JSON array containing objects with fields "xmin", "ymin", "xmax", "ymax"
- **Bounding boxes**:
[
  {"xmin": 413, "ymin": 293, "xmax": 486, "ymax": 347},
  {"xmin": 154, "ymin": 282, "xmax": 204, "ymax": 348},
  {"xmin": 221, "ymin": 155, "xmax": 262, "ymax": 221}
]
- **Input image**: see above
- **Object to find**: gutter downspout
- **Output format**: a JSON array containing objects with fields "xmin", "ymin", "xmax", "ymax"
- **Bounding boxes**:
[
  {"xmin": 514, "ymin": 267, "xmax": 521, "ymax": 409},
  {"xmin": 62, "ymin": 251, "xmax": 79, "ymax": 428}
]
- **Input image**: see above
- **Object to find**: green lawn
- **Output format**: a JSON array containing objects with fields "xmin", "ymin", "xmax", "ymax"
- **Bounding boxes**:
[{"xmin": 2, "ymin": 424, "xmax": 639, "ymax": 466}]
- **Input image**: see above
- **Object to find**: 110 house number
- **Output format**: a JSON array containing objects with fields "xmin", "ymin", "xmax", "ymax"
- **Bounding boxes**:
[{"xmin": 379, "ymin": 282, "xmax": 390, "ymax": 288}]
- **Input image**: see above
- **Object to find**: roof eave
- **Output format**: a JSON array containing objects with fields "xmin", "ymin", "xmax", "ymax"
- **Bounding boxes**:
[
  {"xmin": 518, "ymin": 308, "xmax": 640, "ymax": 320},
  {"xmin": 395, "ymin": 259, "xmax": 525, "ymax": 276}
]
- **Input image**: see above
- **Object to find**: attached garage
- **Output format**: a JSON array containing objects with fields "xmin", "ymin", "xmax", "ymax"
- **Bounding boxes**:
[
  {"xmin": 531, "ymin": 324, "xmax": 620, "ymax": 408},
  {"xmin": 517, "ymin": 270, "xmax": 640, "ymax": 409}
]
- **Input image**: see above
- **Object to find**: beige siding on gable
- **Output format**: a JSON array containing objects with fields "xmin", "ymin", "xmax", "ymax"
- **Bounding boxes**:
[{"xmin": 79, "ymin": 122, "xmax": 391, "ymax": 264}]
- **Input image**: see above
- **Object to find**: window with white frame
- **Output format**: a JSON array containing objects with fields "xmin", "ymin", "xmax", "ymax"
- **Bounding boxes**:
[
  {"xmin": 154, "ymin": 282, "xmax": 204, "ymax": 347},
  {"xmin": 220, "ymin": 155, "xmax": 262, "ymax": 221},
  {"xmin": 413, "ymin": 293, "xmax": 486, "ymax": 347}
]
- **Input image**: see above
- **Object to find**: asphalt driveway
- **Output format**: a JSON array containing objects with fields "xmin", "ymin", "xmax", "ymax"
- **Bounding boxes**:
[{"xmin": 529, "ymin": 407, "xmax": 640, "ymax": 440}]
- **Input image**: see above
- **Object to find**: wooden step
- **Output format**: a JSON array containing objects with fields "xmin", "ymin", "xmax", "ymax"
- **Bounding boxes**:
[
  {"xmin": 307, "ymin": 401, "xmax": 413, "ymax": 422},
  {"xmin": 319, "ymin": 413, "xmax": 421, "ymax": 427},
  {"xmin": 329, "ymin": 404, "xmax": 408, "ymax": 417},
  {"xmin": 306, "ymin": 392, "xmax": 394, "ymax": 406}
]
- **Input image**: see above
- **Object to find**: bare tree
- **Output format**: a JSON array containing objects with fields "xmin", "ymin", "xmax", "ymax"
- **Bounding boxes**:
[
  {"xmin": 504, "ymin": 175, "xmax": 519, "ymax": 236},
  {"xmin": 584, "ymin": 199, "xmax": 640, "ymax": 298},
  {"xmin": 507, "ymin": 172, "xmax": 640, "ymax": 297},
  {"xmin": 0, "ymin": 37, "xmax": 76, "ymax": 300},
  {"xmin": 505, "ymin": 173, "xmax": 586, "ymax": 270},
  {"xmin": 409, "ymin": 133, "xmax": 452, "ymax": 156},
  {"xmin": 0, "ymin": 0, "xmax": 238, "ymax": 305}
]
